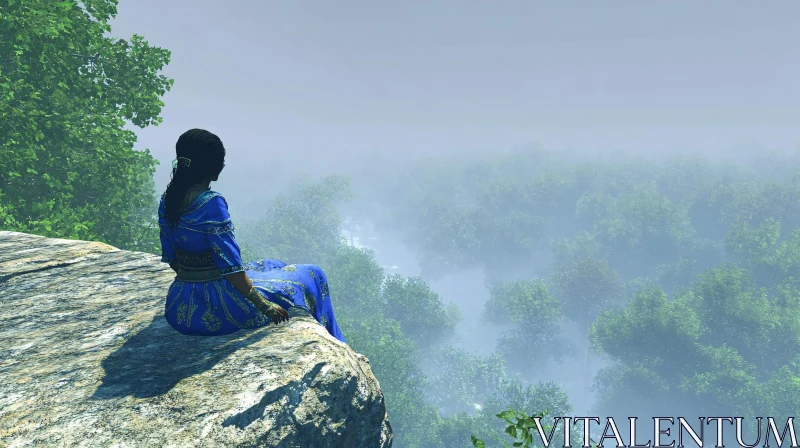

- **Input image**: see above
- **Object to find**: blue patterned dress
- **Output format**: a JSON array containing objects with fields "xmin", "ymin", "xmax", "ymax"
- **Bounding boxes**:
[{"xmin": 158, "ymin": 188, "xmax": 346, "ymax": 342}]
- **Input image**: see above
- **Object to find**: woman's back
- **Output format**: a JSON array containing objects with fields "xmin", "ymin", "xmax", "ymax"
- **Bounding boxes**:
[
  {"xmin": 158, "ymin": 128, "xmax": 345, "ymax": 342},
  {"xmin": 159, "ymin": 187, "xmax": 267, "ymax": 334}
]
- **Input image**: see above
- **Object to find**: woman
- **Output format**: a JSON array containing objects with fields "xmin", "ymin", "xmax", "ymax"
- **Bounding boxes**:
[{"xmin": 158, "ymin": 129, "xmax": 346, "ymax": 343}]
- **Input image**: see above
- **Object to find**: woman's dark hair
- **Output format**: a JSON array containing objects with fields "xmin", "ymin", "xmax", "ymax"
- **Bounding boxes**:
[{"xmin": 163, "ymin": 129, "xmax": 226, "ymax": 229}]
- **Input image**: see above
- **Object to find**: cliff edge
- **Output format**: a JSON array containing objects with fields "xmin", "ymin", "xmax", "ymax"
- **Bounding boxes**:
[{"xmin": 0, "ymin": 231, "xmax": 392, "ymax": 448}]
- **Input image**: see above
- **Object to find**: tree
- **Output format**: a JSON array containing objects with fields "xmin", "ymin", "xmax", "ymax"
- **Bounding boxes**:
[
  {"xmin": 424, "ymin": 348, "xmax": 508, "ymax": 417},
  {"xmin": 576, "ymin": 183, "xmax": 697, "ymax": 278},
  {"xmin": 237, "ymin": 175, "xmax": 353, "ymax": 264},
  {"xmin": 589, "ymin": 267, "xmax": 800, "ymax": 425},
  {"xmin": 236, "ymin": 178, "xmax": 452, "ymax": 447},
  {"xmin": 382, "ymin": 274, "xmax": 461, "ymax": 345},
  {"xmin": 339, "ymin": 312, "xmax": 442, "ymax": 448},
  {"xmin": 465, "ymin": 383, "xmax": 577, "ymax": 448},
  {"xmin": 323, "ymin": 244, "xmax": 387, "ymax": 317},
  {"xmin": 551, "ymin": 257, "xmax": 622, "ymax": 333},
  {"xmin": 551, "ymin": 257, "xmax": 622, "ymax": 393},
  {"xmin": 1, "ymin": 0, "xmax": 172, "ymax": 252},
  {"xmin": 723, "ymin": 218, "xmax": 800, "ymax": 293},
  {"xmin": 483, "ymin": 279, "xmax": 570, "ymax": 372}
]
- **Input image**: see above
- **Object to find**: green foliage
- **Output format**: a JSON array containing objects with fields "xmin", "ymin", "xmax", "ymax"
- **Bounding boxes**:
[
  {"xmin": 369, "ymin": 152, "xmax": 784, "ymax": 287},
  {"xmin": 372, "ymin": 152, "xmax": 584, "ymax": 281},
  {"xmin": 438, "ymin": 379, "xmax": 574, "ymax": 448},
  {"xmin": 231, "ymin": 176, "xmax": 578, "ymax": 448},
  {"xmin": 576, "ymin": 183, "xmax": 697, "ymax": 277},
  {"xmin": 323, "ymin": 244, "xmax": 387, "ymax": 316},
  {"xmin": 383, "ymin": 274, "xmax": 461, "ymax": 344},
  {"xmin": 426, "ymin": 349, "xmax": 578, "ymax": 448},
  {"xmin": 724, "ymin": 218, "xmax": 800, "ymax": 292},
  {"xmin": 549, "ymin": 231, "xmax": 604, "ymax": 268},
  {"xmin": 483, "ymin": 279, "xmax": 570, "ymax": 371},
  {"xmin": 590, "ymin": 265, "xmax": 800, "ymax": 420},
  {"xmin": 235, "ymin": 178, "xmax": 457, "ymax": 447},
  {"xmin": 470, "ymin": 405, "xmax": 589, "ymax": 448},
  {"xmin": 590, "ymin": 287, "xmax": 703, "ymax": 372},
  {"xmin": 551, "ymin": 257, "xmax": 622, "ymax": 332},
  {"xmin": 470, "ymin": 406, "xmax": 544, "ymax": 448},
  {"xmin": 338, "ymin": 312, "xmax": 443, "ymax": 447},
  {"xmin": 724, "ymin": 173, "xmax": 800, "ymax": 232},
  {"xmin": 425, "ymin": 348, "xmax": 508, "ymax": 416},
  {"xmin": 360, "ymin": 149, "xmax": 800, "ymax": 442},
  {"xmin": 1, "ymin": 0, "xmax": 172, "ymax": 252},
  {"xmin": 237, "ymin": 175, "xmax": 353, "ymax": 264}
]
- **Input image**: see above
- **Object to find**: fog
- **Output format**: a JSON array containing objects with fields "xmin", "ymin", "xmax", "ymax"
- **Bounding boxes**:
[
  {"xmin": 112, "ymin": 0, "xmax": 800, "ymax": 190},
  {"xmin": 107, "ymin": 1, "xmax": 800, "ymax": 445}
]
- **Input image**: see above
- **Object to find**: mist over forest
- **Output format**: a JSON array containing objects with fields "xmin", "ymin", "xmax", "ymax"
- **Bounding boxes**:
[
  {"xmin": 3, "ymin": 1, "xmax": 800, "ymax": 447},
  {"xmin": 228, "ymin": 148, "xmax": 800, "ymax": 447}
]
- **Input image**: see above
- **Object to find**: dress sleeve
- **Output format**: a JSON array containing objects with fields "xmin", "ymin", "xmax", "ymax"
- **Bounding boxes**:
[
  {"xmin": 157, "ymin": 197, "xmax": 175, "ymax": 263},
  {"xmin": 204, "ymin": 195, "xmax": 247, "ymax": 276}
]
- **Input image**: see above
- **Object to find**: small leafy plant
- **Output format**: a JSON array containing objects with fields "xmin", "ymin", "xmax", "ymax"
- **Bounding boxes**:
[{"xmin": 471, "ymin": 406, "xmax": 598, "ymax": 448}]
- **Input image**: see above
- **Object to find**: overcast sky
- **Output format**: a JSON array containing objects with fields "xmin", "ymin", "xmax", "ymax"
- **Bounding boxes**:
[{"xmin": 109, "ymin": 1, "xmax": 800, "ymax": 196}]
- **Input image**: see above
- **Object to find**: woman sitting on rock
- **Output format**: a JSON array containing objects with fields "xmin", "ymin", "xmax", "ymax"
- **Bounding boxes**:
[{"xmin": 158, "ymin": 129, "xmax": 346, "ymax": 343}]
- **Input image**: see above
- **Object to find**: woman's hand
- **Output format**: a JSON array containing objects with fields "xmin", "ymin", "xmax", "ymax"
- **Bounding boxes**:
[
  {"xmin": 225, "ymin": 272, "xmax": 290, "ymax": 324},
  {"xmin": 245, "ymin": 286, "xmax": 290, "ymax": 324},
  {"xmin": 255, "ymin": 299, "xmax": 290, "ymax": 324}
]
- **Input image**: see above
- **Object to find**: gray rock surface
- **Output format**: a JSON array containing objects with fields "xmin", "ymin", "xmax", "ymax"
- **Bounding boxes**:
[{"xmin": 0, "ymin": 231, "xmax": 392, "ymax": 448}]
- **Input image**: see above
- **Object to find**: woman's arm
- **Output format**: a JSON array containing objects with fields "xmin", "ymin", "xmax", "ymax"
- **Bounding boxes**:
[
  {"xmin": 224, "ymin": 271, "xmax": 254, "ymax": 297},
  {"xmin": 202, "ymin": 194, "xmax": 287, "ymax": 323},
  {"xmin": 225, "ymin": 271, "xmax": 289, "ymax": 323}
]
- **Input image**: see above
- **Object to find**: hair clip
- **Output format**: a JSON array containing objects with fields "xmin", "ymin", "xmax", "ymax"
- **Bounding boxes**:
[{"xmin": 173, "ymin": 156, "xmax": 192, "ymax": 169}]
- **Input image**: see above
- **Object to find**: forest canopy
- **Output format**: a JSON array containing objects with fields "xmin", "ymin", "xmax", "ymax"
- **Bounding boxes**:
[{"xmin": 234, "ymin": 151, "xmax": 800, "ymax": 447}]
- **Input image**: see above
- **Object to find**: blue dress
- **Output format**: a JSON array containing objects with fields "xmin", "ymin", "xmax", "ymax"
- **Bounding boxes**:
[{"xmin": 158, "ymin": 188, "xmax": 346, "ymax": 343}]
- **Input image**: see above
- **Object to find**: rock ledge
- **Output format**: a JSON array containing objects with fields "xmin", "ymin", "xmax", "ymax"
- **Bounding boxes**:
[{"xmin": 0, "ymin": 231, "xmax": 392, "ymax": 448}]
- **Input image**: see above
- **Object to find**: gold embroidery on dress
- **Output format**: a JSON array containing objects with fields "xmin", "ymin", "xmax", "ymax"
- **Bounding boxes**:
[
  {"xmin": 282, "ymin": 264, "xmax": 297, "ymax": 272},
  {"xmin": 255, "ymin": 282, "xmax": 277, "ymax": 294},
  {"xmin": 303, "ymin": 289, "xmax": 317, "ymax": 315},
  {"xmin": 186, "ymin": 286, "xmax": 198, "ymax": 326},
  {"xmin": 212, "ymin": 281, "xmax": 247, "ymax": 329},
  {"xmin": 281, "ymin": 284, "xmax": 296, "ymax": 296},
  {"xmin": 221, "ymin": 279, "xmax": 253, "ymax": 313},
  {"xmin": 184, "ymin": 191, "xmax": 221, "ymax": 215},
  {"xmin": 174, "ymin": 246, "xmax": 215, "ymax": 268},
  {"xmin": 263, "ymin": 278, "xmax": 305, "ymax": 287},
  {"xmin": 202, "ymin": 311, "xmax": 222, "ymax": 332},
  {"xmin": 320, "ymin": 280, "xmax": 329, "ymax": 299},
  {"xmin": 219, "ymin": 264, "xmax": 245, "ymax": 275},
  {"xmin": 166, "ymin": 282, "xmax": 186, "ymax": 312},
  {"xmin": 254, "ymin": 285, "xmax": 294, "ymax": 310},
  {"xmin": 212, "ymin": 241, "xmax": 235, "ymax": 265},
  {"xmin": 176, "ymin": 302, "xmax": 188, "ymax": 325},
  {"xmin": 176, "ymin": 222, "xmax": 235, "ymax": 234},
  {"xmin": 199, "ymin": 283, "xmax": 223, "ymax": 332},
  {"xmin": 258, "ymin": 278, "xmax": 305, "ymax": 303}
]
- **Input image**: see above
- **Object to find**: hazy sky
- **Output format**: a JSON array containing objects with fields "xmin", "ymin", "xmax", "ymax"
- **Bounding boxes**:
[{"xmin": 109, "ymin": 1, "xmax": 800, "ymax": 194}]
